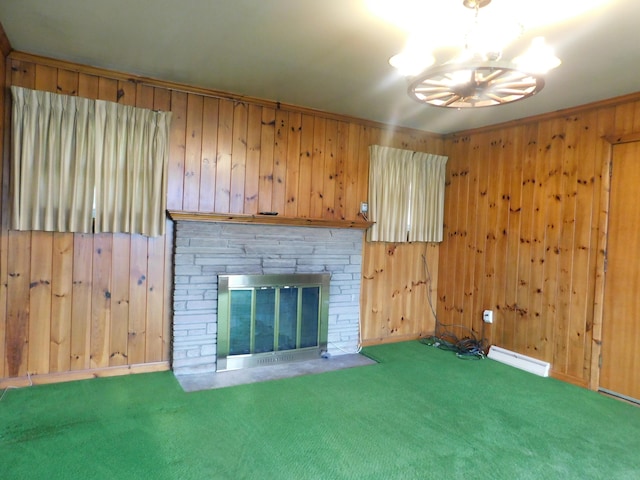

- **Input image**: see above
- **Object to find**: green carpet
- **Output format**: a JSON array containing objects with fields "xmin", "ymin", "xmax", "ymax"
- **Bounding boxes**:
[{"xmin": 1, "ymin": 341, "xmax": 639, "ymax": 479}]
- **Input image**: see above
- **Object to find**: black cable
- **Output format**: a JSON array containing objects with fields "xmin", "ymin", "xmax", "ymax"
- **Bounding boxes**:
[{"xmin": 421, "ymin": 254, "xmax": 486, "ymax": 360}]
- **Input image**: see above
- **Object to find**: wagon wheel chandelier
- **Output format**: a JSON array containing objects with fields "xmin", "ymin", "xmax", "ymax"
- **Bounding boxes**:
[{"xmin": 390, "ymin": 0, "xmax": 561, "ymax": 108}]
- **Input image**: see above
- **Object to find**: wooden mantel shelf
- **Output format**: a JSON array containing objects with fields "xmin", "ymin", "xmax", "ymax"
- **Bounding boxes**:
[{"xmin": 168, "ymin": 211, "xmax": 374, "ymax": 230}]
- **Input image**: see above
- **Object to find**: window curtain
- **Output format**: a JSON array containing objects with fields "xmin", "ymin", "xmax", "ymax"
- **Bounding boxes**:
[
  {"xmin": 367, "ymin": 145, "xmax": 413, "ymax": 242},
  {"xmin": 94, "ymin": 101, "xmax": 171, "ymax": 236},
  {"xmin": 366, "ymin": 145, "xmax": 448, "ymax": 243},
  {"xmin": 408, "ymin": 151, "xmax": 448, "ymax": 242},
  {"xmin": 10, "ymin": 86, "xmax": 172, "ymax": 236},
  {"xmin": 10, "ymin": 86, "xmax": 95, "ymax": 233}
]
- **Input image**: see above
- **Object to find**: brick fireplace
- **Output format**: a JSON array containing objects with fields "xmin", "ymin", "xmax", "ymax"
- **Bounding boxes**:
[{"xmin": 170, "ymin": 216, "xmax": 366, "ymax": 376}]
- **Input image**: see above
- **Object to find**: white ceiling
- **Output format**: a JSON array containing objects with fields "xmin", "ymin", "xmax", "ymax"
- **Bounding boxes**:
[{"xmin": 0, "ymin": 0, "xmax": 638, "ymax": 134}]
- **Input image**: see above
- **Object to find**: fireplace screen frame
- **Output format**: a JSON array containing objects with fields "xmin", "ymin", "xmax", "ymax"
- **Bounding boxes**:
[{"xmin": 216, "ymin": 273, "xmax": 330, "ymax": 372}]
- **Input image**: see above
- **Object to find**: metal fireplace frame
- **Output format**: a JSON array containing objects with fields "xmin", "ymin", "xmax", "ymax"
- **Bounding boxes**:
[{"xmin": 216, "ymin": 273, "xmax": 330, "ymax": 371}]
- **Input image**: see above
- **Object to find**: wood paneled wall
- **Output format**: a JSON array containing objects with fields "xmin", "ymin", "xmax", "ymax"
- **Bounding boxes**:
[
  {"xmin": 439, "ymin": 99, "xmax": 640, "ymax": 386},
  {"xmin": 0, "ymin": 52, "xmax": 443, "ymax": 384},
  {"xmin": 9, "ymin": 50, "xmax": 638, "ymax": 389}
]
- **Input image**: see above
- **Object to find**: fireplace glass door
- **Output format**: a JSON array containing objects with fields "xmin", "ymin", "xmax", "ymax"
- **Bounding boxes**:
[{"xmin": 217, "ymin": 274, "xmax": 329, "ymax": 371}]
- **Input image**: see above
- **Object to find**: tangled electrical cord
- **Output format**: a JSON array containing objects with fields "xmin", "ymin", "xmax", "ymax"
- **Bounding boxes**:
[{"xmin": 420, "ymin": 255, "xmax": 487, "ymax": 360}]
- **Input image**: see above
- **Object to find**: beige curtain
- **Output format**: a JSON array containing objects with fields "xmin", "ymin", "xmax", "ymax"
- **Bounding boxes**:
[
  {"xmin": 11, "ymin": 86, "xmax": 95, "ymax": 233},
  {"xmin": 10, "ymin": 86, "xmax": 172, "ymax": 236},
  {"xmin": 367, "ymin": 145, "xmax": 412, "ymax": 242},
  {"xmin": 367, "ymin": 145, "xmax": 448, "ymax": 243},
  {"xmin": 408, "ymin": 151, "xmax": 448, "ymax": 242},
  {"xmin": 94, "ymin": 101, "xmax": 171, "ymax": 236}
]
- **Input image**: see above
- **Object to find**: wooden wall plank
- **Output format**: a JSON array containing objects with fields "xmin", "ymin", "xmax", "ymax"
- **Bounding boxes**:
[
  {"xmin": 93, "ymin": 77, "xmax": 118, "ymax": 371},
  {"xmin": 152, "ymin": 89, "xmax": 172, "ymax": 364},
  {"xmin": 199, "ymin": 97, "xmax": 219, "ymax": 212},
  {"xmin": 510, "ymin": 127, "xmax": 534, "ymax": 352},
  {"xmin": 284, "ymin": 112, "xmax": 301, "ymax": 217},
  {"xmin": 109, "ymin": 233, "xmax": 130, "ymax": 367},
  {"xmin": 493, "ymin": 131, "xmax": 518, "ymax": 347},
  {"xmin": 215, "ymin": 99, "xmax": 233, "ymax": 213},
  {"xmin": 334, "ymin": 121, "xmax": 348, "ymax": 220},
  {"xmin": 90, "ymin": 234, "xmax": 113, "ymax": 369},
  {"xmin": 355, "ymin": 127, "xmax": 372, "ymax": 221},
  {"xmin": 478, "ymin": 133, "xmax": 501, "ymax": 342},
  {"xmin": 230, "ymin": 102, "xmax": 248, "ymax": 213},
  {"xmin": 10, "ymin": 59, "xmax": 36, "ymax": 89},
  {"xmin": 26, "ymin": 64, "xmax": 57, "ymax": 375},
  {"xmin": 128, "ymin": 234, "xmax": 148, "ymax": 365},
  {"xmin": 297, "ymin": 114, "xmax": 314, "ymax": 218},
  {"xmin": 438, "ymin": 132, "xmax": 457, "ymax": 274},
  {"xmin": 361, "ymin": 241, "xmax": 388, "ymax": 341},
  {"xmin": 70, "ymin": 233, "xmax": 93, "ymax": 371},
  {"xmin": 245, "ymin": 104, "xmax": 263, "ymax": 214},
  {"xmin": 145, "ymin": 230, "xmax": 166, "ymax": 363},
  {"xmin": 68, "ymin": 72, "xmax": 99, "ymax": 372},
  {"xmin": 183, "ymin": 93, "xmax": 204, "ymax": 212},
  {"xmin": 310, "ymin": 117, "xmax": 326, "ymax": 218},
  {"xmin": 57, "ymin": 68, "xmax": 79, "ymax": 96},
  {"xmin": 48, "ymin": 70, "xmax": 79, "ymax": 373},
  {"xmin": 524, "ymin": 123, "xmax": 546, "ymax": 358},
  {"xmin": 242, "ymin": 105, "xmax": 262, "ymax": 215},
  {"xmin": 104, "ymin": 81, "xmax": 135, "ymax": 367},
  {"xmin": 439, "ymin": 136, "xmax": 465, "ymax": 328},
  {"xmin": 344, "ymin": 124, "xmax": 361, "ymax": 221},
  {"xmin": 5, "ymin": 232, "xmax": 31, "ymax": 377},
  {"xmin": 588, "ymin": 106, "xmax": 616, "ymax": 389},
  {"xmin": 323, "ymin": 119, "xmax": 338, "ymax": 219},
  {"xmin": 461, "ymin": 134, "xmax": 481, "ymax": 342},
  {"xmin": 50, "ymin": 233, "xmax": 73, "ymax": 373},
  {"xmin": 555, "ymin": 115, "xmax": 582, "ymax": 377},
  {"xmin": 568, "ymin": 112, "xmax": 599, "ymax": 380},
  {"xmin": 257, "ymin": 106, "xmax": 274, "ymax": 214},
  {"xmin": 128, "ymin": 84, "xmax": 156, "ymax": 366},
  {"xmin": 272, "ymin": 110, "xmax": 288, "ymax": 214},
  {"xmin": 167, "ymin": 91, "xmax": 187, "ymax": 211}
]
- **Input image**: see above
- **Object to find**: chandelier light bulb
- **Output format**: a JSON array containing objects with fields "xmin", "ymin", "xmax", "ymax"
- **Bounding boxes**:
[
  {"xmin": 388, "ymin": 39, "xmax": 436, "ymax": 77},
  {"xmin": 514, "ymin": 37, "xmax": 562, "ymax": 74}
]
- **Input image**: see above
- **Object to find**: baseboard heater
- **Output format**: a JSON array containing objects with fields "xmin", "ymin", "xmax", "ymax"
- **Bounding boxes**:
[{"xmin": 487, "ymin": 346, "xmax": 551, "ymax": 377}]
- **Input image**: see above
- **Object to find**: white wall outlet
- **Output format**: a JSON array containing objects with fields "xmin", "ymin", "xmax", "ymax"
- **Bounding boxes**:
[
  {"xmin": 360, "ymin": 202, "xmax": 368, "ymax": 214},
  {"xmin": 483, "ymin": 309, "xmax": 493, "ymax": 324}
]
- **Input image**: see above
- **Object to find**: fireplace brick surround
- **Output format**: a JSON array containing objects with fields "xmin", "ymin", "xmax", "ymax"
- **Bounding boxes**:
[{"xmin": 172, "ymin": 221, "xmax": 364, "ymax": 375}]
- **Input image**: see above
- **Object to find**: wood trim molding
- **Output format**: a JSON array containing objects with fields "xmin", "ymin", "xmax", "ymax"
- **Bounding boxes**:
[
  {"xmin": 361, "ymin": 333, "xmax": 429, "ymax": 347},
  {"xmin": 446, "ymin": 92, "xmax": 640, "ymax": 139},
  {"xmin": 7, "ymin": 50, "xmax": 442, "ymax": 140},
  {"xmin": 0, "ymin": 22, "xmax": 12, "ymax": 57},
  {"xmin": 603, "ymin": 132, "xmax": 640, "ymax": 145},
  {"xmin": 589, "ymin": 144, "xmax": 613, "ymax": 391},
  {"xmin": 0, "ymin": 361, "xmax": 170, "ymax": 389},
  {"xmin": 168, "ymin": 211, "xmax": 374, "ymax": 229},
  {"xmin": 551, "ymin": 370, "xmax": 589, "ymax": 389}
]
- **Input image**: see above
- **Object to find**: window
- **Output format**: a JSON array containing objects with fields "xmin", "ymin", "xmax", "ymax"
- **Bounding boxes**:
[
  {"xmin": 10, "ymin": 86, "xmax": 172, "ymax": 236},
  {"xmin": 366, "ymin": 145, "xmax": 447, "ymax": 243}
]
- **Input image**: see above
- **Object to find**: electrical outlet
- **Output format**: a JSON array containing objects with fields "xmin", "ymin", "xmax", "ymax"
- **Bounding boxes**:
[
  {"xmin": 483, "ymin": 309, "xmax": 493, "ymax": 324},
  {"xmin": 360, "ymin": 202, "xmax": 368, "ymax": 214}
]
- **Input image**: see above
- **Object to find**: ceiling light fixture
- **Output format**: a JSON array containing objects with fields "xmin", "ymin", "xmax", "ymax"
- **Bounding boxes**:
[{"xmin": 390, "ymin": 0, "xmax": 561, "ymax": 108}]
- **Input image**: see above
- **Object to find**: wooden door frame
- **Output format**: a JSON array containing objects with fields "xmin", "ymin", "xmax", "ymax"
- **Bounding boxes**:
[{"xmin": 590, "ymin": 132, "xmax": 640, "ymax": 390}]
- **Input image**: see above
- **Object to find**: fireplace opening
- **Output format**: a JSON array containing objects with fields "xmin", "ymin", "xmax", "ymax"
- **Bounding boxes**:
[{"xmin": 216, "ymin": 273, "xmax": 330, "ymax": 371}]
